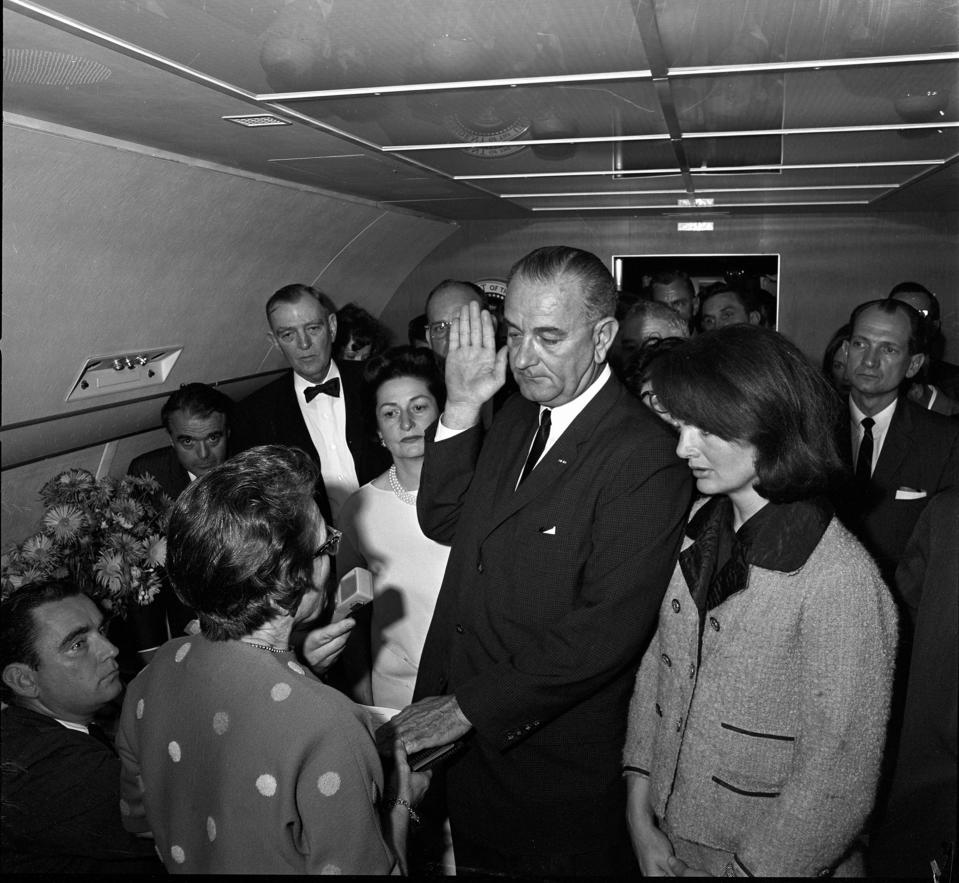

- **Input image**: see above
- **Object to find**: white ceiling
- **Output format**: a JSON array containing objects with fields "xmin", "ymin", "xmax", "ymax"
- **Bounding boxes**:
[{"xmin": 4, "ymin": 0, "xmax": 958, "ymax": 221}]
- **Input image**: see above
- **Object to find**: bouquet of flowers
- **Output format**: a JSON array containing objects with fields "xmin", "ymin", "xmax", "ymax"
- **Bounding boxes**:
[{"xmin": 1, "ymin": 468, "xmax": 173, "ymax": 616}]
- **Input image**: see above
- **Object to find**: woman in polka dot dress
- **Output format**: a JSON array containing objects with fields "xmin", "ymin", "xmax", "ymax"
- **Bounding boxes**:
[{"xmin": 117, "ymin": 445, "xmax": 429, "ymax": 874}]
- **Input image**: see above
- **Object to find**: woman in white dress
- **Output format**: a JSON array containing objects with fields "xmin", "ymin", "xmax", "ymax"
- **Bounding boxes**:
[{"xmin": 337, "ymin": 346, "xmax": 450, "ymax": 710}]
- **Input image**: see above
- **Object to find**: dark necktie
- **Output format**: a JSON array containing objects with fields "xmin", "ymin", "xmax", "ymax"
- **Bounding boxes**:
[
  {"xmin": 87, "ymin": 722, "xmax": 118, "ymax": 756},
  {"xmin": 518, "ymin": 409, "xmax": 551, "ymax": 485},
  {"xmin": 304, "ymin": 377, "xmax": 340, "ymax": 402},
  {"xmin": 856, "ymin": 417, "xmax": 875, "ymax": 484}
]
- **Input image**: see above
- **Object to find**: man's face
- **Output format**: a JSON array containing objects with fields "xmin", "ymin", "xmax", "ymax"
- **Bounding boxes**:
[
  {"xmin": 701, "ymin": 291, "xmax": 757, "ymax": 332},
  {"xmin": 426, "ymin": 286, "xmax": 484, "ymax": 359},
  {"xmin": 268, "ymin": 295, "xmax": 337, "ymax": 383},
  {"xmin": 845, "ymin": 305, "xmax": 924, "ymax": 412},
  {"xmin": 651, "ymin": 281, "xmax": 697, "ymax": 323},
  {"xmin": 613, "ymin": 314, "xmax": 684, "ymax": 370},
  {"xmin": 168, "ymin": 410, "xmax": 229, "ymax": 478},
  {"xmin": 27, "ymin": 595, "xmax": 121, "ymax": 723},
  {"xmin": 504, "ymin": 275, "xmax": 615, "ymax": 407}
]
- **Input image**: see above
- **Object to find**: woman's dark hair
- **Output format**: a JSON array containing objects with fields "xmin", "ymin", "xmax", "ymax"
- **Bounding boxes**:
[
  {"xmin": 361, "ymin": 345, "xmax": 446, "ymax": 432},
  {"xmin": 622, "ymin": 336, "xmax": 689, "ymax": 400},
  {"xmin": 0, "ymin": 580, "xmax": 84, "ymax": 703},
  {"xmin": 821, "ymin": 323, "xmax": 851, "ymax": 386},
  {"xmin": 333, "ymin": 302, "xmax": 392, "ymax": 361},
  {"xmin": 166, "ymin": 445, "xmax": 321, "ymax": 641},
  {"xmin": 648, "ymin": 325, "xmax": 844, "ymax": 503}
]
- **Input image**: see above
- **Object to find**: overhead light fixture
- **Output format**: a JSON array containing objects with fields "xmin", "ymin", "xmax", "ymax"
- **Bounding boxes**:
[{"xmin": 222, "ymin": 114, "xmax": 291, "ymax": 128}]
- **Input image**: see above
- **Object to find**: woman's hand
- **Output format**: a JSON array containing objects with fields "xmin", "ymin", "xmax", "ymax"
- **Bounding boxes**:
[
  {"xmin": 382, "ymin": 738, "xmax": 433, "ymax": 875},
  {"xmin": 667, "ymin": 856, "xmax": 714, "ymax": 876},
  {"xmin": 301, "ymin": 618, "xmax": 355, "ymax": 675},
  {"xmin": 626, "ymin": 774, "xmax": 676, "ymax": 876}
]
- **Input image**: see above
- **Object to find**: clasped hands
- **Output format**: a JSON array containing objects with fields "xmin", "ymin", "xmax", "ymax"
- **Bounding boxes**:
[{"xmin": 441, "ymin": 301, "xmax": 509, "ymax": 430}]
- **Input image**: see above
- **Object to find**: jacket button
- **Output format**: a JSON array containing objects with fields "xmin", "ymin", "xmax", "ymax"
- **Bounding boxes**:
[
  {"xmin": 455, "ymin": 624, "xmax": 465, "ymax": 634},
  {"xmin": 671, "ymin": 599, "xmax": 681, "ymax": 613},
  {"xmin": 661, "ymin": 653, "xmax": 671, "ymax": 667},
  {"xmin": 709, "ymin": 616, "xmax": 720, "ymax": 631},
  {"xmin": 688, "ymin": 663, "xmax": 695, "ymax": 679}
]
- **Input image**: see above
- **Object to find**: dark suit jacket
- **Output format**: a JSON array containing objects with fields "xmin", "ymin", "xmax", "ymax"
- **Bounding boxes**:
[
  {"xmin": 232, "ymin": 361, "xmax": 391, "ymax": 524},
  {"xmin": 413, "ymin": 375, "xmax": 692, "ymax": 854},
  {"xmin": 0, "ymin": 704, "xmax": 163, "ymax": 874},
  {"xmin": 128, "ymin": 446, "xmax": 190, "ymax": 499},
  {"xmin": 839, "ymin": 395, "xmax": 959, "ymax": 586},
  {"xmin": 868, "ymin": 487, "xmax": 958, "ymax": 878}
]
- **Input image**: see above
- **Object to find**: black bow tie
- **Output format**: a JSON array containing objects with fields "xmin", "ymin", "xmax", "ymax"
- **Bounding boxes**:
[{"xmin": 304, "ymin": 378, "xmax": 340, "ymax": 402}]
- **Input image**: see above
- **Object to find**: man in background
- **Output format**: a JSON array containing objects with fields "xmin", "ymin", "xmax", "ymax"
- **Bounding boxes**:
[
  {"xmin": 650, "ymin": 270, "xmax": 698, "ymax": 332},
  {"xmin": 699, "ymin": 284, "xmax": 763, "ymax": 332},
  {"xmin": 425, "ymin": 279, "xmax": 488, "ymax": 360},
  {"xmin": 1, "ymin": 580, "xmax": 163, "ymax": 875},
  {"xmin": 610, "ymin": 298, "xmax": 690, "ymax": 379}
]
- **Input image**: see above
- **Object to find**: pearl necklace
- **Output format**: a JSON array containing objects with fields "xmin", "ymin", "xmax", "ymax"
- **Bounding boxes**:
[
  {"xmin": 388, "ymin": 465, "xmax": 418, "ymax": 506},
  {"xmin": 241, "ymin": 639, "xmax": 291, "ymax": 654}
]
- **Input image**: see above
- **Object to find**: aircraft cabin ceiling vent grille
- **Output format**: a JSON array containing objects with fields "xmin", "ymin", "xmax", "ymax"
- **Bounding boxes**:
[
  {"xmin": 3, "ymin": 48, "xmax": 111, "ymax": 86},
  {"xmin": 222, "ymin": 114, "xmax": 291, "ymax": 128}
]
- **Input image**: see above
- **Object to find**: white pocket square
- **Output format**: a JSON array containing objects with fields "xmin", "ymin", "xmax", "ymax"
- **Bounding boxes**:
[
  {"xmin": 540, "ymin": 526, "xmax": 557, "ymax": 535},
  {"xmin": 895, "ymin": 488, "xmax": 927, "ymax": 500}
]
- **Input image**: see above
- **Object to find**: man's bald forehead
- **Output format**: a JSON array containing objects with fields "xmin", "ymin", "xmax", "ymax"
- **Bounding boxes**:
[{"xmin": 426, "ymin": 282, "xmax": 486, "ymax": 321}]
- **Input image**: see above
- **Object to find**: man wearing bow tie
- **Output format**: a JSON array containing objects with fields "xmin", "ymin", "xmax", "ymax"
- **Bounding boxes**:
[{"xmin": 234, "ymin": 284, "xmax": 391, "ymax": 525}]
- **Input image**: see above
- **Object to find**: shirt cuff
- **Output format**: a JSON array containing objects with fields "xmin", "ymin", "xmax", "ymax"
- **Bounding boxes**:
[{"xmin": 435, "ymin": 415, "xmax": 470, "ymax": 440}]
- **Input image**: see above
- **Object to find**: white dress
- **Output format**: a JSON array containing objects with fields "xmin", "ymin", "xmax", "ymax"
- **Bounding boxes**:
[{"xmin": 337, "ymin": 481, "xmax": 451, "ymax": 709}]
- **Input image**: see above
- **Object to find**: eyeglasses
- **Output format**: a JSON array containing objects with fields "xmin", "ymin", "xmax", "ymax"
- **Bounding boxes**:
[
  {"xmin": 428, "ymin": 321, "xmax": 453, "ymax": 339},
  {"xmin": 314, "ymin": 527, "xmax": 342, "ymax": 559}
]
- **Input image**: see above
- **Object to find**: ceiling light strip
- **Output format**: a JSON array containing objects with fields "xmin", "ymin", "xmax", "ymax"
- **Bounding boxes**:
[
  {"xmin": 257, "ymin": 69, "xmax": 654, "ymax": 102},
  {"xmin": 506, "ymin": 184, "xmax": 899, "ymax": 199},
  {"xmin": 670, "ymin": 51, "xmax": 959, "ymax": 78},
  {"xmin": 455, "ymin": 168, "xmax": 682, "ymax": 180},
  {"xmin": 531, "ymin": 201, "xmax": 871, "ymax": 211},
  {"xmin": 388, "ymin": 122, "xmax": 957, "ymax": 153}
]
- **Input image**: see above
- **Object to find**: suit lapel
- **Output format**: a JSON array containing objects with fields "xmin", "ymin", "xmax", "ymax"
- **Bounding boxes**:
[
  {"xmin": 278, "ymin": 372, "xmax": 322, "ymax": 463},
  {"xmin": 485, "ymin": 378, "xmax": 622, "ymax": 533},
  {"xmin": 872, "ymin": 396, "xmax": 912, "ymax": 487}
]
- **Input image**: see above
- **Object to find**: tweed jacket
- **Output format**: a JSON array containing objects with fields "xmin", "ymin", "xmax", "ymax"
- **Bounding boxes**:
[{"xmin": 624, "ymin": 509, "xmax": 898, "ymax": 877}]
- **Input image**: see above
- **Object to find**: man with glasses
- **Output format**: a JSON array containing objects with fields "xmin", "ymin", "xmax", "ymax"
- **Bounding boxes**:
[
  {"xmin": 425, "ymin": 280, "xmax": 487, "ymax": 360},
  {"xmin": 383, "ymin": 246, "xmax": 692, "ymax": 876}
]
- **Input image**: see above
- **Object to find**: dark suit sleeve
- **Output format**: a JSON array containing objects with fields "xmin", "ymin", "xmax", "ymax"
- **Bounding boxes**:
[{"xmin": 416, "ymin": 420, "xmax": 486, "ymax": 545}]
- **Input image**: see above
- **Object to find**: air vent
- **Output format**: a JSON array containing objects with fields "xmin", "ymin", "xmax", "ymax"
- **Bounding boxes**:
[
  {"xmin": 222, "ymin": 114, "xmax": 291, "ymax": 128},
  {"xmin": 3, "ymin": 49, "xmax": 111, "ymax": 86},
  {"xmin": 66, "ymin": 347, "xmax": 183, "ymax": 402}
]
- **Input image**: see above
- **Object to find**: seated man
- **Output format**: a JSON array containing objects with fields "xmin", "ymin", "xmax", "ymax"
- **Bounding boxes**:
[
  {"xmin": 1, "ymin": 580, "xmax": 163, "ymax": 875},
  {"xmin": 128, "ymin": 382, "xmax": 233, "ymax": 499}
]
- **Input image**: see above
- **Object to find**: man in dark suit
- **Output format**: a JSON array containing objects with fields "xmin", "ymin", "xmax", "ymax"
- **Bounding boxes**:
[
  {"xmin": 128, "ymin": 382, "xmax": 233, "ymax": 499},
  {"xmin": 382, "ymin": 246, "xmax": 692, "ymax": 876},
  {"xmin": 232, "ymin": 283, "xmax": 390, "ymax": 525},
  {"xmin": 888, "ymin": 280, "xmax": 959, "ymax": 399},
  {"xmin": 839, "ymin": 298, "xmax": 959, "ymax": 590},
  {"xmin": 1, "ymin": 580, "xmax": 162, "ymax": 875}
]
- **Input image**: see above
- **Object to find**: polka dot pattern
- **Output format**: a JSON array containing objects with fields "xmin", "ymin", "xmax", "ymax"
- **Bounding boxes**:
[
  {"xmin": 212, "ymin": 711, "xmax": 229, "ymax": 735},
  {"xmin": 320, "ymin": 864, "xmax": 342, "ymax": 874},
  {"xmin": 135, "ymin": 698, "xmax": 145, "ymax": 719},
  {"xmin": 171, "ymin": 845, "xmax": 186, "ymax": 864},
  {"xmin": 207, "ymin": 816, "xmax": 217, "ymax": 842},
  {"xmin": 287, "ymin": 660, "xmax": 305, "ymax": 676},
  {"xmin": 256, "ymin": 774, "xmax": 278, "ymax": 797},
  {"xmin": 317, "ymin": 771, "xmax": 341, "ymax": 796},
  {"xmin": 271, "ymin": 682, "xmax": 292, "ymax": 702},
  {"xmin": 175, "ymin": 642, "xmax": 192, "ymax": 663},
  {"xmin": 168, "ymin": 741, "xmax": 181, "ymax": 763}
]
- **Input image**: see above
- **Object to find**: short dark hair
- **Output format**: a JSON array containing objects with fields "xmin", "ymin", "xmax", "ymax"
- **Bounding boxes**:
[
  {"xmin": 1, "ymin": 580, "xmax": 85, "ymax": 703},
  {"xmin": 888, "ymin": 281, "xmax": 939, "ymax": 323},
  {"xmin": 362, "ymin": 346, "xmax": 446, "ymax": 432},
  {"xmin": 407, "ymin": 313, "xmax": 429, "ymax": 346},
  {"xmin": 648, "ymin": 325, "xmax": 844, "ymax": 503},
  {"xmin": 849, "ymin": 298, "xmax": 927, "ymax": 356},
  {"xmin": 265, "ymin": 284, "xmax": 338, "ymax": 323},
  {"xmin": 160, "ymin": 383, "xmax": 234, "ymax": 433},
  {"xmin": 623, "ymin": 336, "xmax": 689, "ymax": 401},
  {"xmin": 821, "ymin": 324, "xmax": 851, "ymax": 378},
  {"xmin": 700, "ymin": 284, "xmax": 759, "ymax": 315},
  {"xmin": 166, "ymin": 445, "xmax": 322, "ymax": 641},
  {"xmin": 425, "ymin": 280, "xmax": 485, "ymax": 314},
  {"xmin": 507, "ymin": 246, "xmax": 616, "ymax": 323},
  {"xmin": 650, "ymin": 270, "xmax": 695, "ymax": 298},
  {"xmin": 333, "ymin": 302, "xmax": 392, "ymax": 360},
  {"xmin": 621, "ymin": 299, "xmax": 690, "ymax": 338}
]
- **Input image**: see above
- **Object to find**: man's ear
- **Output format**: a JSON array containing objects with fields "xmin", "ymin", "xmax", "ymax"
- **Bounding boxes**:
[
  {"xmin": 905, "ymin": 352, "xmax": 925, "ymax": 379},
  {"xmin": 594, "ymin": 317, "xmax": 619, "ymax": 363},
  {"xmin": 327, "ymin": 313, "xmax": 338, "ymax": 342},
  {"xmin": 267, "ymin": 330, "xmax": 280, "ymax": 350},
  {"xmin": 2, "ymin": 662, "xmax": 39, "ymax": 700},
  {"xmin": 748, "ymin": 310, "xmax": 763, "ymax": 326}
]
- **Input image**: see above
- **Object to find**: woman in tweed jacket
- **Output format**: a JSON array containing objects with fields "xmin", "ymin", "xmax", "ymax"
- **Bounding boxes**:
[{"xmin": 624, "ymin": 326, "xmax": 898, "ymax": 877}]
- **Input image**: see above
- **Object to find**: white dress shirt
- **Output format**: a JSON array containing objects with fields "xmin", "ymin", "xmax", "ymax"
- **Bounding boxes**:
[
  {"xmin": 849, "ymin": 396, "xmax": 897, "ymax": 476},
  {"xmin": 293, "ymin": 362, "xmax": 359, "ymax": 521}
]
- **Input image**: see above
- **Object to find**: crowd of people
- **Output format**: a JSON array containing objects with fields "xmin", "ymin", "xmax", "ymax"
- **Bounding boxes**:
[{"xmin": 2, "ymin": 246, "xmax": 956, "ymax": 878}]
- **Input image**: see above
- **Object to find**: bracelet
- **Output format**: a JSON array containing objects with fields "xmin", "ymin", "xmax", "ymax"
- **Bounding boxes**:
[{"xmin": 386, "ymin": 797, "xmax": 421, "ymax": 826}]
